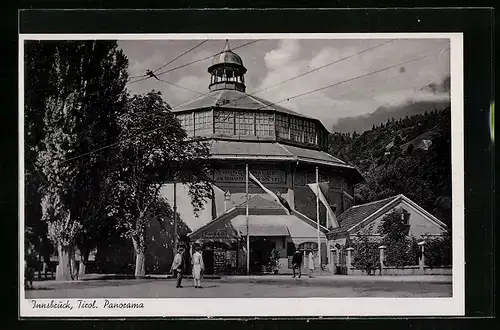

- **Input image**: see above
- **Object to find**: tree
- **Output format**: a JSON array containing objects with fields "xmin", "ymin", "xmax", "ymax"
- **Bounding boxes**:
[
  {"xmin": 29, "ymin": 40, "xmax": 129, "ymax": 280},
  {"xmin": 379, "ymin": 208, "xmax": 419, "ymax": 267},
  {"xmin": 24, "ymin": 41, "xmax": 57, "ymax": 274},
  {"xmin": 111, "ymin": 91, "xmax": 213, "ymax": 277},
  {"xmin": 351, "ymin": 234, "xmax": 380, "ymax": 275}
]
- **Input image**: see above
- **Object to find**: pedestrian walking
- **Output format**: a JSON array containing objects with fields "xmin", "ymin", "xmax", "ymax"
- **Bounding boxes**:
[
  {"xmin": 191, "ymin": 245, "xmax": 204, "ymax": 288},
  {"xmin": 171, "ymin": 246, "xmax": 186, "ymax": 288},
  {"xmin": 308, "ymin": 250, "xmax": 315, "ymax": 278},
  {"xmin": 291, "ymin": 248, "xmax": 303, "ymax": 278}
]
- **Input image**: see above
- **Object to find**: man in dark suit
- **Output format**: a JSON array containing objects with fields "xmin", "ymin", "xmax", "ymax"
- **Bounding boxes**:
[{"xmin": 291, "ymin": 248, "xmax": 303, "ymax": 278}]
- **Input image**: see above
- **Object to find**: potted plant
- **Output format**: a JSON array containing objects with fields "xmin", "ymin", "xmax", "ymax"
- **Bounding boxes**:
[{"xmin": 269, "ymin": 248, "xmax": 281, "ymax": 275}]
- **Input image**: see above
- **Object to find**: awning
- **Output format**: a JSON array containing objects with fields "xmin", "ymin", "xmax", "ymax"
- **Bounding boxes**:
[
  {"xmin": 194, "ymin": 238, "xmax": 239, "ymax": 247},
  {"xmin": 237, "ymin": 223, "xmax": 290, "ymax": 237}
]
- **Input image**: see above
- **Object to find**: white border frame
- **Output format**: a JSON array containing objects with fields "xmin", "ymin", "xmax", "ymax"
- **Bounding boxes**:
[{"xmin": 19, "ymin": 33, "xmax": 464, "ymax": 317}]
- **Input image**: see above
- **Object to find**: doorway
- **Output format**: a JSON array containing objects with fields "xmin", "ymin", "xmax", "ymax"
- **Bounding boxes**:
[{"xmin": 250, "ymin": 238, "xmax": 276, "ymax": 274}]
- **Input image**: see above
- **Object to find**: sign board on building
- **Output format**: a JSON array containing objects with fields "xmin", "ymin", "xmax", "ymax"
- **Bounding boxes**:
[
  {"xmin": 202, "ymin": 230, "xmax": 230, "ymax": 239},
  {"xmin": 214, "ymin": 251, "xmax": 226, "ymax": 267},
  {"xmin": 215, "ymin": 169, "xmax": 286, "ymax": 185}
]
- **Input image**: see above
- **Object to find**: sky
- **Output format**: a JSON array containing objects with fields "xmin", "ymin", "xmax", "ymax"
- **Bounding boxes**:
[{"xmin": 119, "ymin": 38, "xmax": 450, "ymax": 130}]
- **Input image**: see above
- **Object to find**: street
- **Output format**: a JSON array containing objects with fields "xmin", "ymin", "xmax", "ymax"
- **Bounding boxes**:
[{"xmin": 25, "ymin": 276, "xmax": 452, "ymax": 298}]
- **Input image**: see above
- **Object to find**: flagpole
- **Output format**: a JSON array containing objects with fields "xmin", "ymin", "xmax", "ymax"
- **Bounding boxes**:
[
  {"xmin": 316, "ymin": 166, "xmax": 321, "ymax": 274},
  {"xmin": 246, "ymin": 164, "xmax": 250, "ymax": 275}
]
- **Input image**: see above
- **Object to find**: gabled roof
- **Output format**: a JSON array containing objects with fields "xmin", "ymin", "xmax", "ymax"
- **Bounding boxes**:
[
  {"xmin": 336, "ymin": 196, "xmax": 399, "ymax": 233},
  {"xmin": 188, "ymin": 194, "xmax": 329, "ymax": 239},
  {"xmin": 330, "ymin": 194, "xmax": 448, "ymax": 236}
]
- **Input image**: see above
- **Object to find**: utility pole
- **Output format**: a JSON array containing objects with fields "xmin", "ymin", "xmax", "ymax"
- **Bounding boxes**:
[
  {"xmin": 173, "ymin": 182, "xmax": 177, "ymax": 252},
  {"xmin": 246, "ymin": 164, "xmax": 250, "ymax": 275},
  {"xmin": 316, "ymin": 166, "xmax": 321, "ymax": 274}
]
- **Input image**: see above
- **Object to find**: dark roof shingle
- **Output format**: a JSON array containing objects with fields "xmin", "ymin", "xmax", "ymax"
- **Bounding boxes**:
[{"xmin": 336, "ymin": 195, "xmax": 400, "ymax": 232}]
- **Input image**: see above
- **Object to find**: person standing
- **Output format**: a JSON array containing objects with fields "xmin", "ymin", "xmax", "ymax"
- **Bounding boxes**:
[
  {"xmin": 171, "ymin": 246, "xmax": 185, "ymax": 288},
  {"xmin": 308, "ymin": 250, "xmax": 315, "ymax": 278},
  {"xmin": 291, "ymin": 248, "xmax": 303, "ymax": 278},
  {"xmin": 191, "ymin": 245, "xmax": 204, "ymax": 288}
]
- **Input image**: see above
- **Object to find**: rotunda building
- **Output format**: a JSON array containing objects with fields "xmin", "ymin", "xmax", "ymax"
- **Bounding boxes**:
[{"xmin": 170, "ymin": 41, "xmax": 364, "ymax": 275}]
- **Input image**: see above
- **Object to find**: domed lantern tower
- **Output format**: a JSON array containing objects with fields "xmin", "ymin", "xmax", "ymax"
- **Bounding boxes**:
[
  {"xmin": 170, "ymin": 40, "xmax": 364, "ymax": 275},
  {"xmin": 208, "ymin": 40, "xmax": 247, "ymax": 93}
]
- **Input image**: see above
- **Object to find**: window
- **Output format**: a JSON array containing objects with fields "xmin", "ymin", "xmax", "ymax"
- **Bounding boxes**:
[
  {"xmin": 290, "ymin": 117, "xmax": 305, "ymax": 143},
  {"xmin": 214, "ymin": 111, "xmax": 234, "ymax": 135},
  {"xmin": 177, "ymin": 113, "xmax": 194, "ymax": 137},
  {"xmin": 255, "ymin": 112, "xmax": 274, "ymax": 137},
  {"xmin": 401, "ymin": 209, "xmax": 411, "ymax": 225},
  {"xmin": 194, "ymin": 111, "xmax": 212, "ymax": 136},
  {"xmin": 275, "ymin": 114, "xmax": 289, "ymax": 139},
  {"xmin": 235, "ymin": 111, "xmax": 254, "ymax": 136},
  {"xmin": 304, "ymin": 120, "xmax": 317, "ymax": 145}
]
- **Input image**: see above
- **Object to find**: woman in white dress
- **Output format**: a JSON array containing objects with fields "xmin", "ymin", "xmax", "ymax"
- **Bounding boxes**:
[
  {"xmin": 308, "ymin": 250, "xmax": 315, "ymax": 278},
  {"xmin": 191, "ymin": 245, "xmax": 204, "ymax": 288}
]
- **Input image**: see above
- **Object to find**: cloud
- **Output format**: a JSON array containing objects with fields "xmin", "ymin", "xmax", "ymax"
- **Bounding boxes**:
[
  {"xmin": 374, "ymin": 89, "xmax": 450, "ymax": 107},
  {"xmin": 251, "ymin": 39, "xmax": 450, "ymax": 130},
  {"xmin": 121, "ymin": 38, "xmax": 451, "ymax": 128},
  {"xmin": 264, "ymin": 39, "xmax": 301, "ymax": 69}
]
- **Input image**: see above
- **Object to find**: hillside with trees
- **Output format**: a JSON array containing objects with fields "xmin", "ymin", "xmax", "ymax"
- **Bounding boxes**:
[{"xmin": 329, "ymin": 107, "xmax": 452, "ymax": 228}]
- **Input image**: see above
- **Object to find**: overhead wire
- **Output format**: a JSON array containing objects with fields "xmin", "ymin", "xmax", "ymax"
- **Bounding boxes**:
[
  {"xmin": 59, "ymin": 47, "xmax": 448, "ymax": 164},
  {"xmin": 217, "ymin": 39, "xmax": 396, "ymax": 109},
  {"xmin": 153, "ymin": 40, "xmax": 208, "ymax": 73},
  {"xmin": 126, "ymin": 40, "xmax": 260, "ymax": 87},
  {"xmin": 157, "ymin": 48, "xmax": 452, "ymax": 140}
]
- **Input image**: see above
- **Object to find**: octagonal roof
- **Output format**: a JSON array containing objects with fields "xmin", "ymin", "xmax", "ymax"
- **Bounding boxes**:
[{"xmin": 173, "ymin": 88, "xmax": 315, "ymax": 119}]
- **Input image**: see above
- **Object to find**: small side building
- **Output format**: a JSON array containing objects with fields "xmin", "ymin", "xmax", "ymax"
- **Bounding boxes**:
[{"xmin": 326, "ymin": 194, "xmax": 448, "ymax": 274}]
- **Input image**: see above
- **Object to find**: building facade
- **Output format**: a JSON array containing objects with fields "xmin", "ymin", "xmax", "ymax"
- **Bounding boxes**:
[
  {"xmin": 326, "ymin": 194, "xmax": 448, "ymax": 274},
  {"xmin": 167, "ymin": 41, "xmax": 363, "ymax": 275}
]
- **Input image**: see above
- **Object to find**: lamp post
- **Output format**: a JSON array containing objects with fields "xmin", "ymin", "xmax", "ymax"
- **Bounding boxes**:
[{"xmin": 173, "ymin": 181, "xmax": 177, "ymax": 253}]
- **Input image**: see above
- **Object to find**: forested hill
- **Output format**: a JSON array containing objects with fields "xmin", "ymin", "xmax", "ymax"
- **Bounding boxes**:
[{"xmin": 329, "ymin": 107, "xmax": 452, "ymax": 228}]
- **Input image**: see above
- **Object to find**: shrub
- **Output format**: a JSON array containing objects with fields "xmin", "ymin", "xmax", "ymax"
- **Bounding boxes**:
[
  {"xmin": 269, "ymin": 248, "xmax": 280, "ymax": 268},
  {"xmin": 424, "ymin": 233, "xmax": 452, "ymax": 268},
  {"xmin": 351, "ymin": 235, "xmax": 381, "ymax": 275}
]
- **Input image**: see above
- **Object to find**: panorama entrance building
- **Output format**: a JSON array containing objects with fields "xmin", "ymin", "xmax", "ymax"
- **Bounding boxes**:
[{"xmin": 169, "ymin": 41, "xmax": 363, "ymax": 275}]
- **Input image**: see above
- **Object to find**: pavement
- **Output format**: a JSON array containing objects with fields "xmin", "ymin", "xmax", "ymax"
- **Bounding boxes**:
[
  {"xmin": 24, "ymin": 273, "xmax": 452, "ymax": 298},
  {"xmin": 33, "ymin": 273, "xmax": 452, "ymax": 285}
]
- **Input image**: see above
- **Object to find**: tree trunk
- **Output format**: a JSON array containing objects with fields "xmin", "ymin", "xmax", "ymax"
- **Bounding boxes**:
[
  {"xmin": 78, "ymin": 249, "xmax": 90, "ymax": 276},
  {"xmin": 56, "ymin": 244, "xmax": 72, "ymax": 281},
  {"xmin": 135, "ymin": 251, "xmax": 146, "ymax": 278},
  {"xmin": 70, "ymin": 254, "xmax": 78, "ymax": 280},
  {"xmin": 132, "ymin": 236, "xmax": 146, "ymax": 278}
]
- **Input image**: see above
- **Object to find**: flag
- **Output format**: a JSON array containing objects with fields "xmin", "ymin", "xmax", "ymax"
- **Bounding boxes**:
[
  {"xmin": 308, "ymin": 182, "xmax": 339, "ymax": 228},
  {"xmin": 343, "ymin": 190, "xmax": 354, "ymax": 201},
  {"xmin": 249, "ymin": 171, "xmax": 291, "ymax": 215}
]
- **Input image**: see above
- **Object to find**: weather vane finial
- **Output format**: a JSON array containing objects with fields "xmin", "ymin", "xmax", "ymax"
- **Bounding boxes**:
[{"xmin": 223, "ymin": 39, "xmax": 231, "ymax": 51}]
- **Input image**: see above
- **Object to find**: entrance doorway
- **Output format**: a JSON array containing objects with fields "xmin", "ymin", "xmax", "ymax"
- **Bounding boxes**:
[
  {"xmin": 250, "ymin": 238, "xmax": 276, "ymax": 274},
  {"xmin": 202, "ymin": 249, "xmax": 214, "ymax": 274}
]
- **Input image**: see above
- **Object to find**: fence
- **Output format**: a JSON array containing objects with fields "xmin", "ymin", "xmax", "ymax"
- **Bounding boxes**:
[{"xmin": 345, "ymin": 241, "xmax": 452, "ymax": 276}]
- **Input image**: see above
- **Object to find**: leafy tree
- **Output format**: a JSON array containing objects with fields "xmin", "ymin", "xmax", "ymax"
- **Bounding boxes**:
[
  {"xmin": 24, "ymin": 41, "xmax": 57, "ymax": 273},
  {"xmin": 111, "ymin": 91, "xmax": 213, "ymax": 277},
  {"xmin": 379, "ymin": 208, "xmax": 419, "ymax": 267},
  {"xmin": 27, "ymin": 40, "xmax": 129, "ymax": 280}
]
